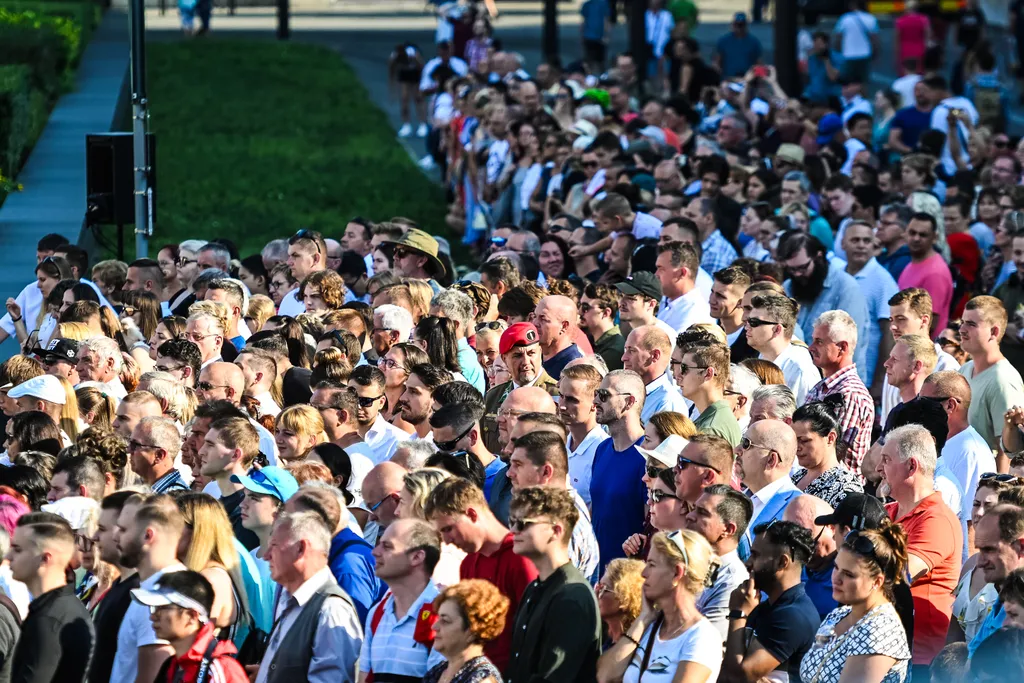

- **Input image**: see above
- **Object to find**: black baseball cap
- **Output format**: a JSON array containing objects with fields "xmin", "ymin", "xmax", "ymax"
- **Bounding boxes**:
[
  {"xmin": 615, "ymin": 271, "xmax": 663, "ymax": 302},
  {"xmin": 31, "ymin": 338, "xmax": 81, "ymax": 364},
  {"xmin": 814, "ymin": 492, "xmax": 887, "ymax": 531}
]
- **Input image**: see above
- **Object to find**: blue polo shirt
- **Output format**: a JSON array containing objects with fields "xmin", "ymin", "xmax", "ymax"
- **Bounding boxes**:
[
  {"xmin": 329, "ymin": 529, "xmax": 386, "ymax": 623},
  {"xmin": 803, "ymin": 559, "xmax": 839, "ymax": 621},
  {"xmin": 484, "ymin": 457, "xmax": 507, "ymax": 500},
  {"xmin": 716, "ymin": 32, "xmax": 763, "ymax": 78},
  {"xmin": 590, "ymin": 436, "xmax": 647, "ymax": 572},
  {"xmin": 580, "ymin": 0, "xmax": 609, "ymax": 41},
  {"xmin": 542, "ymin": 343, "xmax": 583, "ymax": 381},
  {"xmin": 748, "ymin": 584, "xmax": 822, "ymax": 682},
  {"xmin": 890, "ymin": 106, "xmax": 932, "ymax": 152}
]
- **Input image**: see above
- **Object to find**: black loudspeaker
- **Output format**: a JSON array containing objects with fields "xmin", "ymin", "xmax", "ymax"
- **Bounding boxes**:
[{"xmin": 85, "ymin": 132, "xmax": 156, "ymax": 226}]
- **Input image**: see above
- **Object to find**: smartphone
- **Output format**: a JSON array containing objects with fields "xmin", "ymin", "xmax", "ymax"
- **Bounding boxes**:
[{"xmin": 754, "ymin": 66, "xmax": 769, "ymax": 79}]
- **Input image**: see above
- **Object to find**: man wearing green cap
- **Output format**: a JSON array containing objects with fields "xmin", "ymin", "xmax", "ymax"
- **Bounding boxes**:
[{"xmin": 382, "ymin": 229, "xmax": 447, "ymax": 294}]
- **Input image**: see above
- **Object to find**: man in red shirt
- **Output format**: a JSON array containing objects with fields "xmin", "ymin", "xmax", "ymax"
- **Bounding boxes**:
[
  {"xmin": 879, "ymin": 423, "xmax": 963, "ymax": 679},
  {"xmin": 424, "ymin": 477, "xmax": 539, "ymax": 673}
]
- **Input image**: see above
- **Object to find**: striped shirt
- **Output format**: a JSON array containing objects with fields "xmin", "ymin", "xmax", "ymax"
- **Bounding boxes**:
[
  {"xmin": 359, "ymin": 582, "xmax": 446, "ymax": 681},
  {"xmin": 151, "ymin": 469, "xmax": 189, "ymax": 494},
  {"xmin": 701, "ymin": 229, "xmax": 740, "ymax": 276},
  {"xmin": 806, "ymin": 364, "xmax": 875, "ymax": 475}
]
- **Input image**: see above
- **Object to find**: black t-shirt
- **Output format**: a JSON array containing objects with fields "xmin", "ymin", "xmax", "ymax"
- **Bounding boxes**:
[
  {"xmin": 222, "ymin": 488, "xmax": 260, "ymax": 551},
  {"xmin": 88, "ymin": 573, "xmax": 140, "ymax": 683},
  {"xmin": 748, "ymin": 583, "xmax": 822, "ymax": 683},
  {"xmin": 957, "ymin": 8, "xmax": 985, "ymax": 48}
]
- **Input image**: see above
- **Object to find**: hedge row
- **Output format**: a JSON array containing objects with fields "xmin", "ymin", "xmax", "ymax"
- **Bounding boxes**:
[{"xmin": 0, "ymin": 0, "xmax": 100, "ymax": 196}]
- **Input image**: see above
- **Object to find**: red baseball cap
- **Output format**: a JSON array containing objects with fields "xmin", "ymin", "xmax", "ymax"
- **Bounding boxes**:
[{"xmin": 499, "ymin": 322, "xmax": 540, "ymax": 356}]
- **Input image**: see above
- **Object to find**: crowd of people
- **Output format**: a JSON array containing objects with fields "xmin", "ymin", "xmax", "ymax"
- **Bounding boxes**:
[{"xmin": 6, "ymin": 0, "xmax": 1024, "ymax": 680}]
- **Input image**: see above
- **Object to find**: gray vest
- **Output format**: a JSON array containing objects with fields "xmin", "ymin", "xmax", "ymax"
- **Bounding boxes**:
[{"xmin": 263, "ymin": 581, "xmax": 355, "ymax": 683}]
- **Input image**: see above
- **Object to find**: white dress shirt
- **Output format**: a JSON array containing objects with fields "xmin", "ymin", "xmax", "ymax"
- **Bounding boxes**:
[
  {"xmin": 766, "ymin": 343, "xmax": 821, "ymax": 407},
  {"xmin": 251, "ymin": 390, "xmax": 281, "ymax": 419},
  {"xmin": 363, "ymin": 414, "xmax": 411, "ymax": 464},
  {"xmin": 657, "ymin": 287, "xmax": 713, "ymax": 334},
  {"xmin": 567, "ymin": 425, "xmax": 609, "ymax": 508},
  {"xmin": 641, "ymin": 372, "xmax": 689, "ymax": 425}
]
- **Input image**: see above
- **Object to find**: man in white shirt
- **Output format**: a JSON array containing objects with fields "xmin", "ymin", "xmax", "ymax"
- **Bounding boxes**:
[
  {"xmin": 622, "ymin": 325, "xmax": 688, "ymax": 424},
  {"xmin": 744, "ymin": 293, "xmax": 819, "ymax": 406},
  {"xmin": 926, "ymin": 74, "xmax": 979, "ymax": 175},
  {"xmin": 832, "ymin": 0, "xmax": 878, "ymax": 83},
  {"xmin": 655, "ymin": 241, "xmax": 713, "ymax": 334},
  {"xmin": 279, "ymin": 230, "xmax": 328, "ymax": 316},
  {"xmin": 736, "ymin": 419, "xmax": 803, "ymax": 559},
  {"xmin": 558, "ymin": 364, "xmax": 609, "ymax": 508},
  {"xmin": 882, "ymin": 334, "xmax": 938, "ymax": 426},
  {"xmin": 236, "ymin": 348, "xmax": 281, "ymax": 419},
  {"xmin": 110, "ymin": 495, "xmax": 187, "ymax": 683},
  {"xmin": 349, "ymin": 365, "xmax": 409, "ymax": 464}
]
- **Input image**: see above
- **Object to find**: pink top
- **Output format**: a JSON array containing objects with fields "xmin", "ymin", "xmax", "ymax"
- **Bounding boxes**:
[
  {"xmin": 896, "ymin": 13, "xmax": 930, "ymax": 64},
  {"xmin": 898, "ymin": 252, "xmax": 954, "ymax": 335}
]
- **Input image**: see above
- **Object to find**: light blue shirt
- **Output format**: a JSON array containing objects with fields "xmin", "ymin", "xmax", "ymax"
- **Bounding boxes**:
[
  {"xmin": 641, "ymin": 372, "xmax": 688, "ymax": 425},
  {"xmin": 695, "ymin": 549, "xmax": 749, "ymax": 641},
  {"xmin": 457, "ymin": 337, "xmax": 486, "ymax": 394},
  {"xmin": 849, "ymin": 257, "xmax": 900, "ymax": 387},
  {"xmin": 969, "ymin": 601, "xmax": 1005, "ymax": 658},
  {"xmin": 785, "ymin": 262, "xmax": 870, "ymax": 381}
]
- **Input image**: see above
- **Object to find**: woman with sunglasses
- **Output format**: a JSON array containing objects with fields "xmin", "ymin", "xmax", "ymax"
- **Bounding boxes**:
[
  {"xmin": 799, "ymin": 521, "xmax": 912, "ymax": 683},
  {"xmin": 378, "ymin": 342, "xmax": 429, "ymax": 429},
  {"xmin": 598, "ymin": 530, "xmax": 722, "ymax": 683},
  {"xmin": 791, "ymin": 397, "xmax": 864, "ymax": 508}
]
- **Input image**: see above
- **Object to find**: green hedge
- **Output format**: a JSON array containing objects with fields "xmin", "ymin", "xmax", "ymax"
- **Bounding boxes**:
[
  {"xmin": 0, "ymin": 65, "xmax": 31, "ymax": 177},
  {"xmin": 0, "ymin": 2, "xmax": 101, "ymax": 51}
]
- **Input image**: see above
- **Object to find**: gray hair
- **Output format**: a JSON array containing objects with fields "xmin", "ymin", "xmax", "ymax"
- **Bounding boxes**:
[
  {"xmin": 880, "ymin": 203, "xmax": 913, "ymax": 226},
  {"xmin": 514, "ymin": 230, "xmax": 541, "ymax": 255},
  {"xmin": 197, "ymin": 243, "xmax": 231, "ymax": 272},
  {"xmin": 375, "ymin": 304, "xmax": 414, "ymax": 342},
  {"xmin": 728, "ymin": 363, "xmax": 762, "ymax": 398},
  {"xmin": 430, "ymin": 289, "xmax": 474, "ymax": 331},
  {"xmin": 751, "ymin": 385, "xmax": 797, "ymax": 420},
  {"xmin": 179, "ymin": 240, "xmax": 207, "ymax": 255},
  {"xmin": 885, "ymin": 423, "xmax": 937, "ymax": 476},
  {"xmin": 83, "ymin": 336, "xmax": 123, "ymax": 372},
  {"xmin": 275, "ymin": 510, "xmax": 331, "ymax": 555},
  {"xmin": 301, "ymin": 481, "xmax": 351, "ymax": 527},
  {"xmin": 261, "ymin": 239, "xmax": 289, "ymax": 265},
  {"xmin": 392, "ymin": 440, "xmax": 437, "ymax": 470},
  {"xmin": 783, "ymin": 171, "xmax": 812, "ymax": 195},
  {"xmin": 141, "ymin": 373, "xmax": 195, "ymax": 423},
  {"xmin": 138, "ymin": 416, "xmax": 182, "ymax": 461},
  {"xmin": 192, "ymin": 268, "xmax": 229, "ymax": 290},
  {"xmin": 565, "ymin": 354, "xmax": 609, "ymax": 378},
  {"xmin": 814, "ymin": 310, "xmax": 858, "ymax": 348}
]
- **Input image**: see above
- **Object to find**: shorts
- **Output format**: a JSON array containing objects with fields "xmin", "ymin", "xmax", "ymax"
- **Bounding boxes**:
[
  {"xmin": 397, "ymin": 67, "xmax": 422, "ymax": 84},
  {"xmin": 583, "ymin": 39, "xmax": 607, "ymax": 66}
]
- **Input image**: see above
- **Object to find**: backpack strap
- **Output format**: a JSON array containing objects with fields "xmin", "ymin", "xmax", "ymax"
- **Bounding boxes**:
[{"xmin": 364, "ymin": 591, "xmax": 392, "ymax": 683}]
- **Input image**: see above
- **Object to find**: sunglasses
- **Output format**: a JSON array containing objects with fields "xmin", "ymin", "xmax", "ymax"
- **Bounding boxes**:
[
  {"xmin": 595, "ymin": 389, "xmax": 631, "ymax": 403},
  {"xmin": 476, "ymin": 321, "xmax": 505, "ymax": 332},
  {"xmin": 740, "ymin": 436, "xmax": 776, "ymax": 454},
  {"xmin": 650, "ymin": 488, "xmax": 679, "ymax": 504},
  {"xmin": 508, "ymin": 517, "xmax": 551, "ymax": 533},
  {"xmin": 197, "ymin": 381, "xmax": 230, "ymax": 392},
  {"xmin": 981, "ymin": 473, "xmax": 1024, "ymax": 484},
  {"xmin": 435, "ymin": 423, "xmax": 475, "ymax": 453},
  {"xmin": 745, "ymin": 317, "xmax": 777, "ymax": 328},
  {"xmin": 357, "ymin": 394, "xmax": 384, "ymax": 408},
  {"xmin": 293, "ymin": 229, "xmax": 322, "ymax": 255},
  {"xmin": 582, "ymin": 161, "xmax": 599, "ymax": 168},
  {"xmin": 646, "ymin": 463, "xmax": 667, "ymax": 479},
  {"xmin": 675, "ymin": 455, "xmax": 721, "ymax": 474},
  {"xmin": 176, "ymin": 257, "xmax": 197, "ymax": 267}
]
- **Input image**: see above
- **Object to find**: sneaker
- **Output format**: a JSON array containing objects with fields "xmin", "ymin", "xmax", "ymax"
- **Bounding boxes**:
[
  {"xmin": 398, "ymin": 123, "xmax": 413, "ymax": 138},
  {"xmin": 417, "ymin": 123, "xmax": 429, "ymax": 138},
  {"xmin": 417, "ymin": 155, "xmax": 436, "ymax": 169}
]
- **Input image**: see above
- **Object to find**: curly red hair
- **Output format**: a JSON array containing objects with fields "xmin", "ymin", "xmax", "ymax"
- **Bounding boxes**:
[{"xmin": 434, "ymin": 579, "xmax": 509, "ymax": 643}]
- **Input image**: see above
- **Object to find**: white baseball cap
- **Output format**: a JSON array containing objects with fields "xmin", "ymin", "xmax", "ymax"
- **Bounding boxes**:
[{"xmin": 8, "ymin": 375, "xmax": 66, "ymax": 405}]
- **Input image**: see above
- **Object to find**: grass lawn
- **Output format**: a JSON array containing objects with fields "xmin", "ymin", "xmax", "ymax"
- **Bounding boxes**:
[{"xmin": 147, "ymin": 39, "xmax": 449, "ymax": 256}]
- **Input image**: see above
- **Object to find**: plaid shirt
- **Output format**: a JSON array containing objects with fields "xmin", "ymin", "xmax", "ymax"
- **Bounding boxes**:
[
  {"xmin": 806, "ymin": 364, "xmax": 874, "ymax": 475},
  {"xmin": 701, "ymin": 229, "xmax": 739, "ymax": 276}
]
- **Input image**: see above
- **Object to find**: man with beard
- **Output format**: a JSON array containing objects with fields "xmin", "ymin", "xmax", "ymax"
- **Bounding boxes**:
[
  {"xmin": 778, "ymin": 232, "xmax": 870, "ymax": 381},
  {"xmin": 481, "ymin": 323, "xmax": 558, "ymax": 454},
  {"xmin": 843, "ymin": 221, "xmax": 900, "ymax": 393},
  {"xmin": 396, "ymin": 364, "xmax": 452, "ymax": 443},
  {"xmin": 806, "ymin": 310, "xmax": 875, "ymax": 474},
  {"xmin": 590, "ymin": 370, "xmax": 648, "ymax": 571},
  {"xmin": 88, "ymin": 491, "xmax": 141, "ymax": 683},
  {"xmin": 348, "ymin": 365, "xmax": 409, "ymax": 464},
  {"xmin": 711, "ymin": 266, "xmax": 756, "ymax": 363},
  {"xmin": 722, "ymin": 521, "xmax": 821, "ymax": 683},
  {"xmin": 110, "ymin": 494, "xmax": 187, "ymax": 683}
]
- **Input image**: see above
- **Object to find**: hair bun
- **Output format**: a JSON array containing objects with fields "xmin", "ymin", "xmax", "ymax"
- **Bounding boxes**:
[{"xmin": 821, "ymin": 394, "xmax": 845, "ymax": 420}]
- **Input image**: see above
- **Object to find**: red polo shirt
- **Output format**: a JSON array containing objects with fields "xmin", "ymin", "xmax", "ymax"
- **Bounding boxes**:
[
  {"xmin": 886, "ymin": 492, "xmax": 963, "ymax": 665},
  {"xmin": 460, "ymin": 533, "xmax": 538, "ymax": 673}
]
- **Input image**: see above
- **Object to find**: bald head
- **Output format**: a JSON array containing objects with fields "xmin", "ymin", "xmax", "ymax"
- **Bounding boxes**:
[
  {"xmin": 504, "ymin": 386, "xmax": 557, "ymax": 415},
  {"xmin": 199, "ymin": 362, "xmax": 245, "ymax": 403},
  {"xmin": 538, "ymin": 295, "xmax": 577, "ymax": 324},
  {"xmin": 922, "ymin": 370, "xmax": 972, "ymax": 408},
  {"xmin": 748, "ymin": 418, "xmax": 798, "ymax": 468},
  {"xmin": 362, "ymin": 461, "xmax": 408, "ymax": 527},
  {"xmin": 783, "ymin": 494, "xmax": 835, "ymax": 557}
]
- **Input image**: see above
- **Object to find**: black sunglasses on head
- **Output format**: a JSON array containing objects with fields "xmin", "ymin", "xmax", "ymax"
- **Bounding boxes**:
[{"xmin": 291, "ymin": 229, "xmax": 322, "ymax": 254}]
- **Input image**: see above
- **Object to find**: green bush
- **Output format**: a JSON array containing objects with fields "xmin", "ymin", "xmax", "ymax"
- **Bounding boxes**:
[
  {"xmin": 0, "ymin": 65, "xmax": 31, "ymax": 177},
  {"xmin": 0, "ymin": 2, "xmax": 100, "ymax": 50},
  {"xmin": 0, "ymin": 9, "xmax": 83, "ymax": 81}
]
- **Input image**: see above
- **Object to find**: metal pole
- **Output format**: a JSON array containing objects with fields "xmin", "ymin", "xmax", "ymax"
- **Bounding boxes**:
[
  {"xmin": 129, "ymin": 0, "xmax": 151, "ymax": 259},
  {"xmin": 542, "ymin": 0, "xmax": 558, "ymax": 62},
  {"xmin": 774, "ymin": 0, "xmax": 799, "ymax": 96},
  {"xmin": 630, "ymin": 0, "xmax": 646, "ymax": 91},
  {"xmin": 277, "ymin": 0, "xmax": 289, "ymax": 39}
]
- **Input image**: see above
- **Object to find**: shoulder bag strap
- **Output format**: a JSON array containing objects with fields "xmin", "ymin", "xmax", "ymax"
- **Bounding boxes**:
[
  {"xmin": 637, "ymin": 614, "xmax": 664, "ymax": 677},
  {"xmin": 194, "ymin": 637, "xmax": 221, "ymax": 683}
]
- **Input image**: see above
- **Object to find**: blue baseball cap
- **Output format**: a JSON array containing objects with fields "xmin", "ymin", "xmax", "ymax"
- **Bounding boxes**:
[
  {"xmin": 231, "ymin": 467, "xmax": 299, "ymax": 502},
  {"xmin": 816, "ymin": 113, "xmax": 843, "ymax": 147}
]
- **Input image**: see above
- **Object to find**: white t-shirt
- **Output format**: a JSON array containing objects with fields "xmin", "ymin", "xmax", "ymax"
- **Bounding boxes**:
[
  {"xmin": 109, "ymin": 563, "xmax": 186, "ymax": 683},
  {"xmin": 892, "ymin": 74, "xmax": 922, "ymax": 109},
  {"xmin": 835, "ymin": 11, "xmax": 878, "ymax": 59},
  {"xmin": 623, "ymin": 617, "xmax": 723, "ymax": 683},
  {"xmin": 931, "ymin": 97, "xmax": 979, "ymax": 175}
]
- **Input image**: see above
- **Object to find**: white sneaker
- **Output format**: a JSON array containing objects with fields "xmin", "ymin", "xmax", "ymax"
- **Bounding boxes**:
[
  {"xmin": 417, "ymin": 123, "xmax": 429, "ymax": 138},
  {"xmin": 417, "ymin": 155, "xmax": 436, "ymax": 169},
  {"xmin": 398, "ymin": 123, "xmax": 413, "ymax": 138}
]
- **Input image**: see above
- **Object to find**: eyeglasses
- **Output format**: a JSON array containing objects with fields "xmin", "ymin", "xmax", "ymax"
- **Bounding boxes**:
[
  {"xmin": 435, "ymin": 423, "xmax": 475, "ymax": 452},
  {"xmin": 508, "ymin": 517, "xmax": 552, "ymax": 532},
  {"xmin": 723, "ymin": 388, "xmax": 744, "ymax": 397},
  {"xmin": 368, "ymin": 492, "xmax": 397, "ymax": 512},
  {"xmin": 785, "ymin": 259, "xmax": 815, "ymax": 276},
  {"xmin": 377, "ymin": 357, "xmax": 407, "ymax": 372},
  {"xmin": 497, "ymin": 407, "xmax": 529, "ymax": 419},
  {"xmin": 128, "ymin": 439, "xmax": 158, "ymax": 452},
  {"xmin": 675, "ymin": 455, "xmax": 721, "ymax": 473},
  {"xmin": 197, "ymin": 381, "xmax": 230, "ymax": 392},
  {"xmin": 650, "ymin": 488, "xmax": 680, "ymax": 504},
  {"xmin": 155, "ymin": 363, "xmax": 184, "ymax": 374},
  {"xmin": 292, "ymin": 229, "xmax": 322, "ymax": 255},
  {"xmin": 595, "ymin": 389, "xmax": 631, "ymax": 403},
  {"xmin": 177, "ymin": 257, "xmax": 197, "ymax": 268},
  {"xmin": 582, "ymin": 161, "xmax": 599, "ymax": 168},
  {"xmin": 745, "ymin": 317, "xmax": 778, "ymax": 328}
]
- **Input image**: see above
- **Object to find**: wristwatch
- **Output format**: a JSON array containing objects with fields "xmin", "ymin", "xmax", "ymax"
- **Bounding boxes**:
[{"xmin": 727, "ymin": 609, "xmax": 748, "ymax": 621}]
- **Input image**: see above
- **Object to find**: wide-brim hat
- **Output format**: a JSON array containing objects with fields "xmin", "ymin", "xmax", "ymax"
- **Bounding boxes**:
[{"xmin": 381, "ymin": 228, "xmax": 447, "ymax": 278}]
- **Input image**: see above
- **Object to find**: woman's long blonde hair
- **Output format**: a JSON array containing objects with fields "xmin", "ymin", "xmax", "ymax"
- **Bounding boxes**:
[
  {"xmin": 177, "ymin": 493, "xmax": 239, "ymax": 574},
  {"xmin": 55, "ymin": 376, "xmax": 79, "ymax": 441},
  {"xmin": 649, "ymin": 530, "xmax": 719, "ymax": 596}
]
